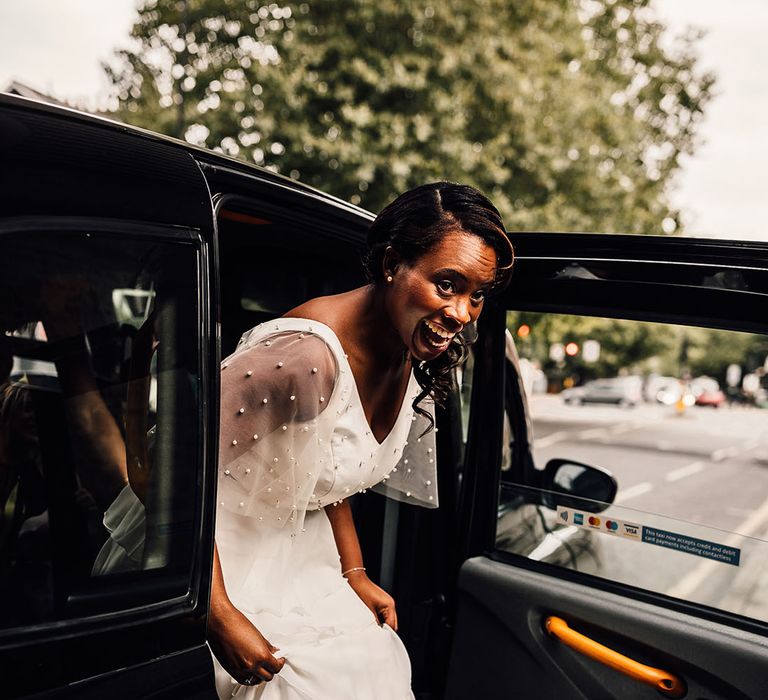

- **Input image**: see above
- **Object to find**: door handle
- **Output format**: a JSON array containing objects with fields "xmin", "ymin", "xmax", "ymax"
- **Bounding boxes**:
[{"xmin": 545, "ymin": 616, "xmax": 685, "ymax": 698}]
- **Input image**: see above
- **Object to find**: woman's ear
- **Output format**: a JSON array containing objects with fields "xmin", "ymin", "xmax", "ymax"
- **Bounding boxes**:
[{"xmin": 382, "ymin": 246, "xmax": 401, "ymax": 280}]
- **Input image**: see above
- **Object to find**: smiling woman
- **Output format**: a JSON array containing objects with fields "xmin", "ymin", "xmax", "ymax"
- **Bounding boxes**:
[
  {"xmin": 364, "ymin": 183, "xmax": 514, "ymax": 420},
  {"xmin": 208, "ymin": 182, "xmax": 514, "ymax": 698}
]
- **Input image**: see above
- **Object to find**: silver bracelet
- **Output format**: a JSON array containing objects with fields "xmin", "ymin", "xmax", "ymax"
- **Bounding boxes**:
[{"xmin": 342, "ymin": 566, "xmax": 366, "ymax": 577}]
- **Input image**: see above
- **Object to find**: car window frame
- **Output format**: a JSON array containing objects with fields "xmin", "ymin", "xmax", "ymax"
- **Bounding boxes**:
[{"xmin": 0, "ymin": 216, "xmax": 215, "ymax": 647}]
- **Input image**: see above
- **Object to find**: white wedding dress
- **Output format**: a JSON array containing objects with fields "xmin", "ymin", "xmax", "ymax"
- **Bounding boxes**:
[{"xmin": 213, "ymin": 318, "xmax": 438, "ymax": 699}]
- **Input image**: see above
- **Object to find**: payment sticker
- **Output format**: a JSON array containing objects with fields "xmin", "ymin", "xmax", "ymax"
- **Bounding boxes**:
[
  {"xmin": 556, "ymin": 507, "xmax": 741, "ymax": 566},
  {"xmin": 557, "ymin": 506, "xmax": 641, "ymax": 541}
]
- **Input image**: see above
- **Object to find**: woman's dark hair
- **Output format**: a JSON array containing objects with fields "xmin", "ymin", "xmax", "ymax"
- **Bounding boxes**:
[{"xmin": 363, "ymin": 182, "xmax": 514, "ymax": 430}]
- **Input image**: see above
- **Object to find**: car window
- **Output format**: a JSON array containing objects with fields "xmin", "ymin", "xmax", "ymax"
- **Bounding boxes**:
[
  {"xmin": 0, "ymin": 226, "xmax": 202, "ymax": 631},
  {"xmin": 497, "ymin": 310, "xmax": 768, "ymax": 622}
]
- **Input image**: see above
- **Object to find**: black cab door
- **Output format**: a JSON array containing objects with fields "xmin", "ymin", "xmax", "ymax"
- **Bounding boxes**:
[
  {"xmin": 0, "ymin": 95, "xmax": 219, "ymax": 698},
  {"xmin": 447, "ymin": 233, "xmax": 768, "ymax": 699}
]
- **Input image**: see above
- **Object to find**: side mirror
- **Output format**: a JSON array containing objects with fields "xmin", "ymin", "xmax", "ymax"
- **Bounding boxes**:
[{"xmin": 541, "ymin": 458, "xmax": 617, "ymax": 513}]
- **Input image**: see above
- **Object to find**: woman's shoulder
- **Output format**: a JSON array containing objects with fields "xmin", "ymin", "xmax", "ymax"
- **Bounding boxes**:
[
  {"xmin": 232, "ymin": 318, "xmax": 338, "ymax": 364},
  {"xmin": 283, "ymin": 293, "xmax": 347, "ymax": 332},
  {"xmin": 227, "ymin": 290, "xmax": 363, "ymax": 373}
]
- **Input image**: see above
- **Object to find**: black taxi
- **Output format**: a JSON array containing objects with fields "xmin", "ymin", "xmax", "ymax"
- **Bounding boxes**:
[{"xmin": 1, "ymin": 93, "xmax": 767, "ymax": 699}]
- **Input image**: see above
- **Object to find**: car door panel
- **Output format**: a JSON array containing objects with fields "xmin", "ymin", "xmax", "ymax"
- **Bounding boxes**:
[
  {"xmin": 23, "ymin": 644, "xmax": 214, "ymax": 700},
  {"xmin": 447, "ymin": 233, "xmax": 768, "ymax": 700},
  {"xmin": 446, "ymin": 557, "xmax": 763, "ymax": 700}
]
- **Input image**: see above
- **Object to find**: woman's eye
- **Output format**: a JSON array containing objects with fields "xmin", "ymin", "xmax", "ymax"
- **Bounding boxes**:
[
  {"xmin": 471, "ymin": 290, "xmax": 486, "ymax": 303},
  {"xmin": 437, "ymin": 280, "xmax": 455, "ymax": 294}
]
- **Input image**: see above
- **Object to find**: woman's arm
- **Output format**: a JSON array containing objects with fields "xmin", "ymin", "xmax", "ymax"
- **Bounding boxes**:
[
  {"xmin": 208, "ymin": 543, "xmax": 286, "ymax": 684},
  {"xmin": 325, "ymin": 500, "xmax": 398, "ymax": 631}
]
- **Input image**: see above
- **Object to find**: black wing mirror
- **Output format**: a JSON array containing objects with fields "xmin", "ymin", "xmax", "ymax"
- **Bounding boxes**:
[{"xmin": 541, "ymin": 458, "xmax": 617, "ymax": 513}]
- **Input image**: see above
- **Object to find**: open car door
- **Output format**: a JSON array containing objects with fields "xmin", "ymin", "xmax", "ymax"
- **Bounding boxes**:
[{"xmin": 446, "ymin": 233, "xmax": 768, "ymax": 699}]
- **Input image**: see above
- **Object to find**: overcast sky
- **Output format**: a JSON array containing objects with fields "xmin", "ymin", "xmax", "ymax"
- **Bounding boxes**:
[{"xmin": 1, "ymin": 0, "xmax": 765, "ymax": 242}]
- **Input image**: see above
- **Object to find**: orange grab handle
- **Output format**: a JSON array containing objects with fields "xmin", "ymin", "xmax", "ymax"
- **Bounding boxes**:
[{"xmin": 545, "ymin": 616, "xmax": 685, "ymax": 698}]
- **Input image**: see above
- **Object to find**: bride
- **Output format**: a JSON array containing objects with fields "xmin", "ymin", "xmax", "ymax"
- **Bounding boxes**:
[{"xmin": 208, "ymin": 182, "xmax": 513, "ymax": 698}]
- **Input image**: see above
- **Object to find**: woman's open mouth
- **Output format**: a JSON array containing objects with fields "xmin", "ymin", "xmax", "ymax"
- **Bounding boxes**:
[{"xmin": 420, "ymin": 319, "xmax": 455, "ymax": 352}]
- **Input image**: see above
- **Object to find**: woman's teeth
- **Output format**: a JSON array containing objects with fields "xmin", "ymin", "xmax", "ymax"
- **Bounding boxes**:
[{"xmin": 423, "ymin": 320, "xmax": 454, "ymax": 348}]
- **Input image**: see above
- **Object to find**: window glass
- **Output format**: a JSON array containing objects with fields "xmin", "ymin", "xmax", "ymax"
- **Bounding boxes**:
[
  {"xmin": 498, "ymin": 311, "xmax": 768, "ymax": 621},
  {"xmin": 457, "ymin": 347, "xmax": 475, "ymax": 448},
  {"xmin": 0, "ymin": 229, "xmax": 201, "ymax": 630}
]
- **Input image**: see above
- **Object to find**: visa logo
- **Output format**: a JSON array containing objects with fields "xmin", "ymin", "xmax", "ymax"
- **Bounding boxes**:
[{"xmin": 623, "ymin": 524, "xmax": 640, "ymax": 537}]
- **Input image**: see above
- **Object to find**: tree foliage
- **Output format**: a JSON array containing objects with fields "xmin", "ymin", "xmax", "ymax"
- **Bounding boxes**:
[
  {"xmin": 508, "ymin": 311, "xmax": 768, "ymax": 389},
  {"xmin": 107, "ymin": 0, "xmax": 714, "ymax": 234}
]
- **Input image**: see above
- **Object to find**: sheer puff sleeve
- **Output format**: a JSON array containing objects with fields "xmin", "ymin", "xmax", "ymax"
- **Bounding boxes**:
[
  {"xmin": 372, "ymin": 396, "xmax": 439, "ymax": 508},
  {"xmin": 217, "ymin": 328, "xmax": 338, "ymax": 535}
]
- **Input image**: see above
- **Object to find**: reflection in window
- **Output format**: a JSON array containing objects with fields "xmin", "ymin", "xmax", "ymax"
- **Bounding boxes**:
[{"xmin": 0, "ymin": 231, "xmax": 200, "ymax": 629}]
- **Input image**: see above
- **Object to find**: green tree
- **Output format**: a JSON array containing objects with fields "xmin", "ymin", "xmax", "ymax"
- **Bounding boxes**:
[
  {"xmin": 509, "ymin": 311, "xmax": 768, "ymax": 391},
  {"xmin": 509, "ymin": 311, "xmax": 676, "ymax": 381},
  {"xmin": 107, "ymin": 0, "xmax": 713, "ymax": 233}
]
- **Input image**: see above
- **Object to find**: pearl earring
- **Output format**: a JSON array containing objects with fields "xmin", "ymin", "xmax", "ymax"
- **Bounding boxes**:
[{"xmin": 386, "ymin": 275, "xmax": 393, "ymax": 283}]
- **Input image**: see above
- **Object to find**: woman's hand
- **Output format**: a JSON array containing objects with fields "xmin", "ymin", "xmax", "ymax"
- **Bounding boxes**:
[
  {"xmin": 345, "ymin": 571, "xmax": 398, "ymax": 631},
  {"xmin": 208, "ymin": 598, "xmax": 286, "ymax": 686}
]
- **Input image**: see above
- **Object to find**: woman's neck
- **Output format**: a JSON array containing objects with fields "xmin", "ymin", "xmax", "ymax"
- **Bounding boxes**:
[{"xmin": 344, "ymin": 285, "xmax": 409, "ymax": 371}]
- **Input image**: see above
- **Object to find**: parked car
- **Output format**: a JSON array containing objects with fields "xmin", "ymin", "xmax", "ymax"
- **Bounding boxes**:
[
  {"xmin": 692, "ymin": 376, "xmax": 726, "ymax": 408},
  {"xmin": 562, "ymin": 375, "xmax": 643, "ymax": 407},
  {"xmin": 645, "ymin": 373, "xmax": 679, "ymax": 403},
  {"xmin": 2, "ymin": 94, "xmax": 767, "ymax": 700}
]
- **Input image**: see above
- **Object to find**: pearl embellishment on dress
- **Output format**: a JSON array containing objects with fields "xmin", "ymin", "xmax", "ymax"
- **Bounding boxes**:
[{"xmin": 218, "ymin": 322, "xmax": 438, "ymax": 531}]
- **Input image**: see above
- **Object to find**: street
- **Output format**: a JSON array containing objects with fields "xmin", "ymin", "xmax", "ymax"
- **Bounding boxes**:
[{"xmin": 529, "ymin": 394, "xmax": 768, "ymax": 621}]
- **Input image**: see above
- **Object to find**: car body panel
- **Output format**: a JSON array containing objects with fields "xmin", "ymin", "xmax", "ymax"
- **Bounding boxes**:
[{"xmin": 0, "ymin": 97, "xmax": 220, "ymax": 698}]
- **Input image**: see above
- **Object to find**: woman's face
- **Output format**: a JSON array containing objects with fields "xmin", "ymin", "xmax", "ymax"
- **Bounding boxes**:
[{"xmin": 384, "ymin": 230, "xmax": 498, "ymax": 362}]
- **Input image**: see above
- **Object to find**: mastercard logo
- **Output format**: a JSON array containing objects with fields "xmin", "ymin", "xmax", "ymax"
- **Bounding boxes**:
[
  {"xmin": 588, "ymin": 517, "xmax": 601, "ymax": 526},
  {"xmin": 605, "ymin": 520, "xmax": 619, "ymax": 531}
]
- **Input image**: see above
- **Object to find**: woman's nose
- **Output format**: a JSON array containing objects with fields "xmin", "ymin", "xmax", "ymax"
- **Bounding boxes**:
[{"xmin": 445, "ymin": 297, "xmax": 472, "ymax": 326}]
